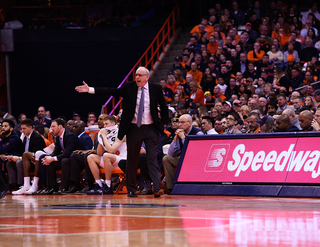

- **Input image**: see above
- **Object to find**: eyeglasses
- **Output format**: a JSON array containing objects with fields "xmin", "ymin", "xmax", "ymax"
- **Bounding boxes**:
[
  {"xmin": 215, "ymin": 123, "xmax": 222, "ymax": 125},
  {"xmin": 179, "ymin": 121, "xmax": 188, "ymax": 124},
  {"xmin": 226, "ymin": 117, "xmax": 235, "ymax": 121},
  {"xmin": 135, "ymin": 74, "xmax": 147, "ymax": 77}
]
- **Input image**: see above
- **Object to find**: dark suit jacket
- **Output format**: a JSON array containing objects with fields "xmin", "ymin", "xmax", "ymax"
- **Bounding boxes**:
[
  {"xmin": 79, "ymin": 132, "xmax": 94, "ymax": 150},
  {"xmin": 25, "ymin": 131, "xmax": 46, "ymax": 153},
  {"xmin": 50, "ymin": 129, "xmax": 85, "ymax": 162},
  {"xmin": 95, "ymin": 81, "xmax": 169, "ymax": 140}
]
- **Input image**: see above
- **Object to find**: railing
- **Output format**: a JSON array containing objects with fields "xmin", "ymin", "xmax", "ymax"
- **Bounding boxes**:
[{"xmin": 105, "ymin": 4, "xmax": 180, "ymax": 115}]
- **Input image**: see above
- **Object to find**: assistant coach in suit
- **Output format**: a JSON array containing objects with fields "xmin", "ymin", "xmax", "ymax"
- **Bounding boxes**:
[{"xmin": 76, "ymin": 66, "xmax": 169, "ymax": 197}]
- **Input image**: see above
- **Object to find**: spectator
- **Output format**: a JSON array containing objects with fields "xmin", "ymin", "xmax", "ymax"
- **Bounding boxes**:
[
  {"xmin": 167, "ymin": 75, "xmax": 177, "ymax": 93},
  {"xmin": 162, "ymin": 114, "xmax": 204, "ymax": 193},
  {"xmin": 247, "ymin": 42, "xmax": 265, "ymax": 64},
  {"xmin": 312, "ymin": 89, "xmax": 320, "ymax": 106},
  {"xmin": 246, "ymin": 112, "xmax": 261, "ymax": 133},
  {"xmin": 283, "ymin": 108, "xmax": 302, "ymax": 130},
  {"xmin": 300, "ymin": 38, "xmax": 319, "ymax": 63},
  {"xmin": 257, "ymin": 115, "xmax": 275, "ymax": 133},
  {"xmin": 167, "ymin": 56, "xmax": 187, "ymax": 78},
  {"xmin": 87, "ymin": 112, "xmax": 97, "ymax": 126},
  {"xmin": 214, "ymin": 117, "xmax": 225, "ymax": 134},
  {"xmin": 187, "ymin": 62, "xmax": 203, "ymax": 85},
  {"xmin": 275, "ymin": 114, "xmax": 300, "ymax": 132},
  {"xmin": 273, "ymin": 66, "xmax": 289, "ymax": 93},
  {"xmin": 160, "ymin": 79, "xmax": 174, "ymax": 104},
  {"xmin": 189, "ymin": 81, "xmax": 205, "ymax": 105},
  {"xmin": 304, "ymin": 95, "xmax": 316, "ymax": 112},
  {"xmin": 230, "ymin": 1, "xmax": 245, "ymax": 25},
  {"xmin": 207, "ymin": 35, "xmax": 219, "ymax": 55},
  {"xmin": 201, "ymin": 116, "xmax": 218, "ymax": 134},
  {"xmin": 267, "ymin": 45, "xmax": 284, "ymax": 65},
  {"xmin": 311, "ymin": 108, "xmax": 320, "ymax": 130},
  {"xmin": 223, "ymin": 112, "xmax": 242, "ymax": 134},
  {"xmin": 301, "ymin": 3, "xmax": 320, "ymax": 25},
  {"xmin": 289, "ymin": 67, "xmax": 304, "ymax": 90},
  {"xmin": 298, "ymin": 110, "xmax": 314, "ymax": 131},
  {"xmin": 276, "ymin": 94, "xmax": 295, "ymax": 112},
  {"xmin": 0, "ymin": 106, "xmax": 18, "ymax": 132}
]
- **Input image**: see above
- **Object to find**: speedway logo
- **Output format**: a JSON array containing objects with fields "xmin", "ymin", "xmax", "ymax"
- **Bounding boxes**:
[{"xmin": 204, "ymin": 144, "xmax": 230, "ymax": 172}]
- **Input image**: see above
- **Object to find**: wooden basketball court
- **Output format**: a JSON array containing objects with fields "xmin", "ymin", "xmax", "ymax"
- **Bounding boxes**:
[{"xmin": 1, "ymin": 194, "xmax": 320, "ymax": 246}]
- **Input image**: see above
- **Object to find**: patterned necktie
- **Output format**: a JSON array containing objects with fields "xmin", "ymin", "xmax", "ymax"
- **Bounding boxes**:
[{"xmin": 137, "ymin": 87, "xmax": 144, "ymax": 127}]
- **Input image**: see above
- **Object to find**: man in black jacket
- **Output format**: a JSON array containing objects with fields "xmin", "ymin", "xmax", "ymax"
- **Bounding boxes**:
[
  {"xmin": 76, "ymin": 66, "xmax": 169, "ymax": 197},
  {"xmin": 8, "ymin": 119, "xmax": 46, "ymax": 195},
  {"xmin": 39, "ymin": 118, "xmax": 85, "ymax": 194}
]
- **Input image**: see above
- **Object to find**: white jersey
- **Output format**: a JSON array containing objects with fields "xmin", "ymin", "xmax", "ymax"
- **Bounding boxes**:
[{"xmin": 98, "ymin": 125, "xmax": 127, "ymax": 159}]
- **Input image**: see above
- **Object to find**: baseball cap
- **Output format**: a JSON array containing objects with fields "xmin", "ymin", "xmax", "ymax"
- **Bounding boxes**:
[
  {"xmin": 175, "ymin": 56, "xmax": 181, "ymax": 62},
  {"xmin": 204, "ymin": 91, "xmax": 212, "ymax": 97},
  {"xmin": 222, "ymin": 101, "xmax": 232, "ymax": 107},
  {"xmin": 246, "ymin": 22, "xmax": 252, "ymax": 26},
  {"xmin": 287, "ymin": 54, "xmax": 295, "ymax": 62},
  {"xmin": 312, "ymin": 89, "xmax": 320, "ymax": 95},
  {"xmin": 256, "ymin": 115, "xmax": 275, "ymax": 125},
  {"xmin": 233, "ymin": 101, "xmax": 244, "ymax": 107}
]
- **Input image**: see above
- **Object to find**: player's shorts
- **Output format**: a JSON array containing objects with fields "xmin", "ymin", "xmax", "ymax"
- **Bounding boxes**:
[{"xmin": 99, "ymin": 154, "xmax": 125, "ymax": 169}]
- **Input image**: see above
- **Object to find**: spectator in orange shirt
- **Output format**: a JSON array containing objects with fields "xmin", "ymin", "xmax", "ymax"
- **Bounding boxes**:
[
  {"xmin": 207, "ymin": 35, "xmax": 219, "ymax": 55},
  {"xmin": 187, "ymin": 62, "xmax": 203, "ymax": 85},
  {"xmin": 190, "ymin": 18, "xmax": 214, "ymax": 38},
  {"xmin": 189, "ymin": 81, "xmax": 205, "ymax": 105},
  {"xmin": 166, "ymin": 75, "xmax": 177, "ymax": 93},
  {"xmin": 212, "ymin": 85, "xmax": 227, "ymax": 101},
  {"xmin": 247, "ymin": 42, "xmax": 265, "ymax": 64}
]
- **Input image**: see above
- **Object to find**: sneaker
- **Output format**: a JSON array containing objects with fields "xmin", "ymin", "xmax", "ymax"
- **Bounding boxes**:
[
  {"xmin": 25, "ymin": 186, "xmax": 38, "ymax": 195},
  {"xmin": 102, "ymin": 184, "xmax": 113, "ymax": 195},
  {"xmin": 86, "ymin": 184, "xmax": 113, "ymax": 195},
  {"xmin": 12, "ymin": 186, "xmax": 29, "ymax": 195}
]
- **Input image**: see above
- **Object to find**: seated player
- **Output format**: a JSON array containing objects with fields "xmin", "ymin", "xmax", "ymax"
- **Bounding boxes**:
[{"xmin": 86, "ymin": 115, "xmax": 127, "ymax": 195}]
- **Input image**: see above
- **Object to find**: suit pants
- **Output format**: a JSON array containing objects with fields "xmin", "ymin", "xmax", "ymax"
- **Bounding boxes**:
[
  {"xmin": 69, "ymin": 152, "xmax": 94, "ymax": 185},
  {"xmin": 44, "ymin": 157, "xmax": 70, "ymax": 188},
  {"xmin": 162, "ymin": 155, "xmax": 180, "ymax": 190},
  {"xmin": 126, "ymin": 124, "xmax": 161, "ymax": 192},
  {"xmin": 6, "ymin": 160, "xmax": 24, "ymax": 185}
]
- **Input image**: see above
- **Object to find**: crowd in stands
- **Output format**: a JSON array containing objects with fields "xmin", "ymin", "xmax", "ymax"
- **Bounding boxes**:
[
  {"xmin": 162, "ymin": 1, "xmax": 320, "ymax": 136},
  {"xmin": 3, "ymin": 1, "xmax": 320, "ymax": 196}
]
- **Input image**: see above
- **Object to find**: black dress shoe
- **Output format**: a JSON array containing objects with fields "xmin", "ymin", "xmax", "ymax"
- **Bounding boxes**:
[
  {"xmin": 33, "ymin": 187, "xmax": 46, "ymax": 195},
  {"xmin": 62, "ymin": 186, "xmax": 80, "ymax": 194},
  {"xmin": 42, "ymin": 187, "xmax": 57, "ymax": 195},
  {"xmin": 138, "ymin": 188, "xmax": 153, "ymax": 195},
  {"xmin": 127, "ymin": 191, "xmax": 138, "ymax": 197},
  {"xmin": 75, "ymin": 185, "xmax": 92, "ymax": 194},
  {"xmin": 0, "ymin": 190, "xmax": 9, "ymax": 199},
  {"xmin": 154, "ymin": 189, "xmax": 164, "ymax": 198},
  {"xmin": 53, "ymin": 187, "xmax": 68, "ymax": 195}
]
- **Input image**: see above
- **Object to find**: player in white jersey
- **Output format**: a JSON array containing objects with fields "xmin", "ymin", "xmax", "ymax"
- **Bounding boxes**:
[{"xmin": 86, "ymin": 115, "xmax": 127, "ymax": 195}]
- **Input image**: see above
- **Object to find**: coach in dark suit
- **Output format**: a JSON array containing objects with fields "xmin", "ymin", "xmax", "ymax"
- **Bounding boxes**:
[
  {"xmin": 40, "ymin": 118, "xmax": 85, "ymax": 194},
  {"xmin": 76, "ymin": 66, "xmax": 169, "ymax": 197}
]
